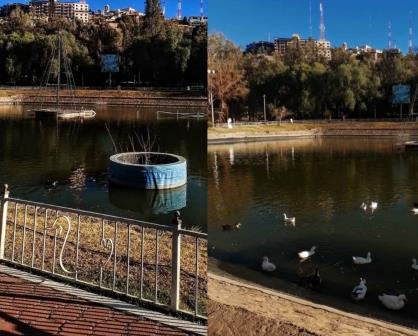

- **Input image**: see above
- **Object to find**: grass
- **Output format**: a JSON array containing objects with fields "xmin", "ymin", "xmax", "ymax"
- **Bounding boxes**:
[{"xmin": 3, "ymin": 203, "xmax": 207, "ymax": 316}]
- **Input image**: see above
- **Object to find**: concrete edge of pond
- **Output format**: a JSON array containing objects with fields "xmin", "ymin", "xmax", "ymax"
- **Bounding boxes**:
[
  {"xmin": 208, "ymin": 129, "xmax": 418, "ymax": 145},
  {"xmin": 208, "ymin": 258, "xmax": 418, "ymax": 335},
  {"xmin": 109, "ymin": 152, "xmax": 187, "ymax": 190}
]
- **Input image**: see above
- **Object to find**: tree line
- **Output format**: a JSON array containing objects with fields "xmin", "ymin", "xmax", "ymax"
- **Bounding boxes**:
[
  {"xmin": 209, "ymin": 33, "xmax": 418, "ymax": 121},
  {"xmin": 0, "ymin": 0, "xmax": 207, "ymax": 87}
]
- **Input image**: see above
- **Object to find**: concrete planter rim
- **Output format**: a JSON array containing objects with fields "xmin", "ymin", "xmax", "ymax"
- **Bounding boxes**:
[{"xmin": 109, "ymin": 152, "xmax": 186, "ymax": 167}]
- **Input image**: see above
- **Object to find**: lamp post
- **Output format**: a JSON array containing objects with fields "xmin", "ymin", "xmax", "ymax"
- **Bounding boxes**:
[
  {"xmin": 208, "ymin": 69, "xmax": 216, "ymax": 127},
  {"xmin": 263, "ymin": 94, "xmax": 267, "ymax": 123}
]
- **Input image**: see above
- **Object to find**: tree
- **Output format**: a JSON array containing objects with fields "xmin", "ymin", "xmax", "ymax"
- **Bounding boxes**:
[
  {"xmin": 143, "ymin": 0, "xmax": 165, "ymax": 38},
  {"xmin": 208, "ymin": 33, "xmax": 248, "ymax": 121}
]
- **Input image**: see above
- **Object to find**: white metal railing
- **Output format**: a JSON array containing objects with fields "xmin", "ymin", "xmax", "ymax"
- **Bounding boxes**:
[
  {"xmin": 214, "ymin": 118, "xmax": 418, "ymax": 127},
  {"xmin": 0, "ymin": 184, "xmax": 207, "ymax": 319}
]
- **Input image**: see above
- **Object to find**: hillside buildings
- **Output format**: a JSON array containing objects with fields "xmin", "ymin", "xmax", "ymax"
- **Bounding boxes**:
[
  {"xmin": 274, "ymin": 34, "xmax": 332, "ymax": 60},
  {"xmin": 29, "ymin": 0, "xmax": 89, "ymax": 22}
]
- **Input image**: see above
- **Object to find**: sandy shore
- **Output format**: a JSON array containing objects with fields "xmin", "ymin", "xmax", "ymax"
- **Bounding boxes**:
[{"xmin": 208, "ymin": 259, "xmax": 418, "ymax": 336}]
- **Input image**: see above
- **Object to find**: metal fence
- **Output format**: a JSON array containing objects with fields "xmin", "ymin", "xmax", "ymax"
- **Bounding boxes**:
[{"xmin": 0, "ymin": 184, "xmax": 207, "ymax": 319}]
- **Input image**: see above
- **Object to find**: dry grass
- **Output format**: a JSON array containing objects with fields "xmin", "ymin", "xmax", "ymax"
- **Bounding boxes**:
[
  {"xmin": 3, "ymin": 202, "xmax": 207, "ymax": 315},
  {"xmin": 0, "ymin": 89, "xmax": 202, "ymax": 99}
]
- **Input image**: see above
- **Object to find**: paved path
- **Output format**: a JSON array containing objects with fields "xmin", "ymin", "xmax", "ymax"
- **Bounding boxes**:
[{"xmin": 0, "ymin": 270, "xmax": 197, "ymax": 335}]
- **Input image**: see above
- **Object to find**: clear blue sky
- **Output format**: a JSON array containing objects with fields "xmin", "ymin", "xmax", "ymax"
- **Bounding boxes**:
[
  {"xmin": 0, "ymin": 0, "xmax": 206, "ymax": 18},
  {"xmin": 209, "ymin": 0, "xmax": 418, "ymax": 53}
]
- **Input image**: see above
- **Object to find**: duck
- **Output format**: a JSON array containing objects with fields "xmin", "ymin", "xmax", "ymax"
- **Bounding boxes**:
[
  {"xmin": 360, "ymin": 202, "xmax": 368, "ymax": 211},
  {"xmin": 352, "ymin": 252, "xmax": 372, "ymax": 265},
  {"xmin": 411, "ymin": 208, "xmax": 418, "ymax": 215},
  {"xmin": 412, "ymin": 258, "xmax": 418, "ymax": 271},
  {"xmin": 378, "ymin": 294, "xmax": 407, "ymax": 310},
  {"xmin": 298, "ymin": 246, "xmax": 316, "ymax": 259},
  {"xmin": 261, "ymin": 256, "xmax": 276, "ymax": 272},
  {"xmin": 283, "ymin": 213, "xmax": 296, "ymax": 226},
  {"xmin": 44, "ymin": 180, "xmax": 58, "ymax": 190},
  {"xmin": 222, "ymin": 222, "xmax": 242, "ymax": 231},
  {"xmin": 370, "ymin": 201, "xmax": 378, "ymax": 211},
  {"xmin": 351, "ymin": 278, "xmax": 367, "ymax": 301},
  {"xmin": 298, "ymin": 266, "xmax": 322, "ymax": 291}
]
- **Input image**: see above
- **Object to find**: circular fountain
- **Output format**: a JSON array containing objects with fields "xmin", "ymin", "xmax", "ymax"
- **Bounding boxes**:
[{"xmin": 108, "ymin": 152, "xmax": 187, "ymax": 189}]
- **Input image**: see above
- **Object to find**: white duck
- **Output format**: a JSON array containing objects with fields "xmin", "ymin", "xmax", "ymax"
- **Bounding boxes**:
[
  {"xmin": 351, "ymin": 278, "xmax": 367, "ymax": 301},
  {"xmin": 261, "ymin": 256, "xmax": 276, "ymax": 272},
  {"xmin": 352, "ymin": 252, "xmax": 372, "ymax": 265},
  {"xmin": 360, "ymin": 202, "xmax": 368, "ymax": 211},
  {"xmin": 370, "ymin": 201, "xmax": 378, "ymax": 211},
  {"xmin": 411, "ymin": 208, "xmax": 418, "ymax": 215},
  {"xmin": 283, "ymin": 213, "xmax": 296, "ymax": 226},
  {"xmin": 298, "ymin": 246, "xmax": 316, "ymax": 259},
  {"xmin": 378, "ymin": 294, "xmax": 407, "ymax": 310},
  {"xmin": 412, "ymin": 258, "xmax": 418, "ymax": 271}
]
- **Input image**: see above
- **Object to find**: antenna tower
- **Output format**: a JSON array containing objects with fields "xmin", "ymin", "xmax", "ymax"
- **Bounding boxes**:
[
  {"xmin": 177, "ymin": 0, "xmax": 182, "ymax": 20},
  {"xmin": 388, "ymin": 22, "xmax": 392, "ymax": 49},
  {"xmin": 309, "ymin": 0, "xmax": 313, "ymax": 37},
  {"xmin": 319, "ymin": 1, "xmax": 325, "ymax": 40},
  {"xmin": 409, "ymin": 12, "xmax": 413, "ymax": 54}
]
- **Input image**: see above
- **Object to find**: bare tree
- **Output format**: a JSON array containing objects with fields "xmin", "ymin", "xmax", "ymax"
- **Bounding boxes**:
[{"xmin": 208, "ymin": 33, "xmax": 248, "ymax": 121}]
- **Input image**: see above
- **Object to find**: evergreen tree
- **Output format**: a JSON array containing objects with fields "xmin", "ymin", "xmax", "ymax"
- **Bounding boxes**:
[{"xmin": 143, "ymin": 0, "xmax": 165, "ymax": 37}]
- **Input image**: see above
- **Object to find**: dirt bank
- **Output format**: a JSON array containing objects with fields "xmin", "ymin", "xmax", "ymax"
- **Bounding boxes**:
[{"xmin": 208, "ymin": 259, "xmax": 418, "ymax": 336}]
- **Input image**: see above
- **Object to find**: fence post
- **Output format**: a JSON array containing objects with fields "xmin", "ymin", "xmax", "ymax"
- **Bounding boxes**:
[
  {"xmin": 0, "ymin": 184, "xmax": 10, "ymax": 259},
  {"xmin": 170, "ymin": 221, "xmax": 181, "ymax": 311}
]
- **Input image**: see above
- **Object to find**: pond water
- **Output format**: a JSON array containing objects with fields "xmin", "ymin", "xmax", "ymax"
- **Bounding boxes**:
[
  {"xmin": 0, "ymin": 105, "xmax": 207, "ymax": 230},
  {"xmin": 208, "ymin": 137, "xmax": 418, "ymax": 320}
]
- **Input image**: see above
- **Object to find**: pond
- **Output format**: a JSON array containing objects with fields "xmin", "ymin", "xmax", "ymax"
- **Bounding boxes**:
[
  {"xmin": 208, "ymin": 137, "xmax": 418, "ymax": 322},
  {"xmin": 0, "ymin": 105, "xmax": 207, "ymax": 230}
]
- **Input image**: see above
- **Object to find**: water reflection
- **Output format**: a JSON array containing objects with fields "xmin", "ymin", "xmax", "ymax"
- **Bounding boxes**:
[
  {"xmin": 0, "ymin": 105, "xmax": 206, "ymax": 229},
  {"xmin": 108, "ymin": 185, "xmax": 187, "ymax": 215},
  {"xmin": 208, "ymin": 137, "xmax": 418, "ymax": 320}
]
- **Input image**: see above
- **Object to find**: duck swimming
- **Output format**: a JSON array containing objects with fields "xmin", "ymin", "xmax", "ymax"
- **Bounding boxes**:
[
  {"xmin": 298, "ymin": 246, "xmax": 316, "ymax": 259},
  {"xmin": 352, "ymin": 252, "xmax": 372, "ymax": 265},
  {"xmin": 378, "ymin": 294, "xmax": 407, "ymax": 310},
  {"xmin": 412, "ymin": 258, "xmax": 418, "ymax": 271},
  {"xmin": 283, "ymin": 213, "xmax": 296, "ymax": 226},
  {"xmin": 261, "ymin": 256, "xmax": 276, "ymax": 272},
  {"xmin": 351, "ymin": 278, "xmax": 367, "ymax": 301},
  {"xmin": 222, "ymin": 222, "xmax": 242, "ymax": 231}
]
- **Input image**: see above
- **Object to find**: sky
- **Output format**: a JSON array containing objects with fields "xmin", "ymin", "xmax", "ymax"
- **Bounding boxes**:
[
  {"xmin": 209, "ymin": 0, "xmax": 418, "ymax": 53},
  {"xmin": 0, "ymin": 0, "xmax": 206, "ymax": 18}
]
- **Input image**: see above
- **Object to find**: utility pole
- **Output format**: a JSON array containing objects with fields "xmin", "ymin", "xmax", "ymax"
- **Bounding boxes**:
[
  {"xmin": 210, "ymin": 91, "xmax": 215, "ymax": 127},
  {"xmin": 263, "ymin": 94, "xmax": 266, "ymax": 123},
  {"xmin": 208, "ymin": 69, "xmax": 216, "ymax": 127}
]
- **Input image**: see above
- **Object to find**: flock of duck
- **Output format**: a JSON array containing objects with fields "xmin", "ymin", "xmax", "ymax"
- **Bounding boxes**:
[{"xmin": 226, "ymin": 201, "xmax": 418, "ymax": 311}]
